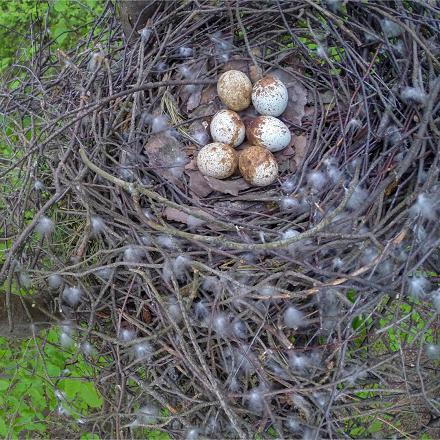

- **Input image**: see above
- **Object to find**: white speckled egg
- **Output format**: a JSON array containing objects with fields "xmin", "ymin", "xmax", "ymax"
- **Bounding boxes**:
[
  {"xmin": 246, "ymin": 116, "xmax": 291, "ymax": 152},
  {"xmin": 210, "ymin": 110, "xmax": 245, "ymax": 147},
  {"xmin": 197, "ymin": 142, "xmax": 238, "ymax": 179},
  {"xmin": 217, "ymin": 70, "xmax": 252, "ymax": 111},
  {"xmin": 252, "ymin": 76, "xmax": 288, "ymax": 116},
  {"xmin": 238, "ymin": 145, "xmax": 278, "ymax": 187}
]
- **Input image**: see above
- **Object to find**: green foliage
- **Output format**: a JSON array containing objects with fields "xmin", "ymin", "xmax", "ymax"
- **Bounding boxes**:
[
  {"xmin": 0, "ymin": 0, "xmax": 104, "ymax": 71},
  {"xmin": 0, "ymin": 328, "xmax": 102, "ymax": 438}
]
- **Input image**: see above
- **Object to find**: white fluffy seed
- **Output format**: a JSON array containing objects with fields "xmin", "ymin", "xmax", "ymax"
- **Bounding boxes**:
[
  {"xmin": 62, "ymin": 286, "xmax": 82, "ymax": 307},
  {"xmin": 283, "ymin": 305, "xmax": 306, "ymax": 328},
  {"xmin": 90, "ymin": 216, "xmax": 105, "ymax": 235},
  {"xmin": 410, "ymin": 194, "xmax": 437, "ymax": 220},
  {"xmin": 48, "ymin": 274, "xmax": 63, "ymax": 289},
  {"xmin": 34, "ymin": 180, "xmax": 45, "ymax": 191},
  {"xmin": 401, "ymin": 87, "xmax": 427, "ymax": 106},
  {"xmin": 123, "ymin": 246, "xmax": 144, "ymax": 263},
  {"xmin": 151, "ymin": 115, "xmax": 169, "ymax": 133},
  {"xmin": 425, "ymin": 344, "xmax": 440, "ymax": 360},
  {"xmin": 258, "ymin": 285, "xmax": 276, "ymax": 297},
  {"xmin": 133, "ymin": 342, "xmax": 153, "ymax": 361},
  {"xmin": 18, "ymin": 272, "xmax": 32, "ymax": 288},
  {"xmin": 157, "ymin": 234, "xmax": 177, "ymax": 249},
  {"xmin": 307, "ymin": 171, "xmax": 327, "ymax": 190},
  {"xmin": 280, "ymin": 196, "xmax": 299, "ymax": 211},
  {"xmin": 95, "ymin": 267, "xmax": 112, "ymax": 280},
  {"xmin": 288, "ymin": 353, "xmax": 310, "ymax": 371},
  {"xmin": 381, "ymin": 19, "xmax": 402, "ymax": 37},
  {"xmin": 247, "ymin": 387, "xmax": 265, "ymax": 414},
  {"xmin": 137, "ymin": 404, "xmax": 159, "ymax": 425},
  {"xmin": 60, "ymin": 332, "xmax": 73, "ymax": 348},
  {"xmin": 179, "ymin": 46, "xmax": 193, "ymax": 57},
  {"xmin": 346, "ymin": 186, "xmax": 368, "ymax": 211},
  {"xmin": 35, "ymin": 216, "xmax": 55, "ymax": 236},
  {"xmin": 232, "ymin": 320, "xmax": 248, "ymax": 339},
  {"xmin": 212, "ymin": 313, "xmax": 230, "ymax": 336},
  {"xmin": 408, "ymin": 276, "xmax": 430, "ymax": 298},
  {"xmin": 281, "ymin": 177, "xmax": 295, "ymax": 193},
  {"xmin": 185, "ymin": 428, "xmax": 200, "ymax": 440},
  {"xmin": 119, "ymin": 328, "xmax": 136, "ymax": 342}
]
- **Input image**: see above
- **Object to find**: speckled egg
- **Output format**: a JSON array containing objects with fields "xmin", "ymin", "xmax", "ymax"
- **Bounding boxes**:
[
  {"xmin": 246, "ymin": 116, "xmax": 291, "ymax": 152},
  {"xmin": 217, "ymin": 70, "xmax": 252, "ymax": 111},
  {"xmin": 251, "ymin": 76, "xmax": 288, "ymax": 116},
  {"xmin": 197, "ymin": 142, "xmax": 238, "ymax": 179},
  {"xmin": 210, "ymin": 110, "xmax": 245, "ymax": 147},
  {"xmin": 239, "ymin": 145, "xmax": 278, "ymax": 187}
]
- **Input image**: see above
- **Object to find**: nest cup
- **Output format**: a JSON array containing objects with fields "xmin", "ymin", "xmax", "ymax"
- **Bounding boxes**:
[{"xmin": 1, "ymin": 1, "xmax": 440, "ymax": 439}]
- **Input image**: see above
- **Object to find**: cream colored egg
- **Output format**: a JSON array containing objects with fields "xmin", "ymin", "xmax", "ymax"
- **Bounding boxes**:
[
  {"xmin": 210, "ymin": 110, "xmax": 245, "ymax": 147},
  {"xmin": 217, "ymin": 70, "xmax": 252, "ymax": 111},
  {"xmin": 197, "ymin": 142, "xmax": 238, "ymax": 179},
  {"xmin": 246, "ymin": 116, "xmax": 291, "ymax": 152},
  {"xmin": 252, "ymin": 76, "xmax": 288, "ymax": 116},
  {"xmin": 238, "ymin": 145, "xmax": 278, "ymax": 186}
]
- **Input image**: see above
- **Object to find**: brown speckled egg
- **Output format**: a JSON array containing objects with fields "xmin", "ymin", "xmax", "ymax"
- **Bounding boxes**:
[
  {"xmin": 217, "ymin": 70, "xmax": 252, "ymax": 111},
  {"xmin": 239, "ymin": 145, "xmax": 278, "ymax": 186},
  {"xmin": 252, "ymin": 76, "xmax": 288, "ymax": 116},
  {"xmin": 247, "ymin": 116, "xmax": 291, "ymax": 152},
  {"xmin": 197, "ymin": 142, "xmax": 238, "ymax": 179},
  {"xmin": 210, "ymin": 110, "xmax": 245, "ymax": 147}
]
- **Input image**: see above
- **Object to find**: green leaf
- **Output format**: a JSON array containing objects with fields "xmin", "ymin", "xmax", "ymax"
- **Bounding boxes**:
[
  {"xmin": 367, "ymin": 419, "xmax": 383, "ymax": 434},
  {"xmin": 81, "ymin": 434, "xmax": 100, "ymax": 440},
  {"xmin": 0, "ymin": 418, "xmax": 7, "ymax": 436},
  {"xmin": 61, "ymin": 379, "xmax": 103, "ymax": 409},
  {"xmin": 0, "ymin": 379, "xmax": 9, "ymax": 391},
  {"xmin": 146, "ymin": 429, "xmax": 171, "ymax": 440}
]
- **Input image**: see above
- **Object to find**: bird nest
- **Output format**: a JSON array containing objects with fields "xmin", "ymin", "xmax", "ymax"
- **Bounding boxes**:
[{"xmin": 1, "ymin": 1, "xmax": 440, "ymax": 438}]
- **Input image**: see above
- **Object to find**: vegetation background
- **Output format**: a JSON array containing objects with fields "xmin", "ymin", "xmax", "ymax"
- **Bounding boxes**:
[{"xmin": 0, "ymin": 1, "xmax": 107, "ymax": 438}]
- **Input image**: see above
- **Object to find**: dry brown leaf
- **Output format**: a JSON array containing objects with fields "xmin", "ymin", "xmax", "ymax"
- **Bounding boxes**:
[
  {"xmin": 187, "ymin": 86, "xmax": 203, "ymax": 112},
  {"xmin": 292, "ymin": 135, "xmax": 308, "ymax": 166},
  {"xmin": 204, "ymin": 176, "xmax": 251, "ymax": 196},
  {"xmin": 275, "ymin": 146, "xmax": 296, "ymax": 173},
  {"xmin": 164, "ymin": 206, "xmax": 214, "ymax": 226},
  {"xmin": 249, "ymin": 65, "xmax": 263, "ymax": 83},
  {"xmin": 187, "ymin": 170, "xmax": 213, "ymax": 197},
  {"xmin": 144, "ymin": 134, "xmax": 187, "ymax": 183},
  {"xmin": 200, "ymin": 85, "xmax": 218, "ymax": 105},
  {"xmin": 220, "ymin": 57, "xmax": 250, "ymax": 76}
]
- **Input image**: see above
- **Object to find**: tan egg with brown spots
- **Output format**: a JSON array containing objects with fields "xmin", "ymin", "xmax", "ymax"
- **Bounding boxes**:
[
  {"xmin": 247, "ymin": 116, "xmax": 291, "ymax": 152},
  {"xmin": 238, "ymin": 145, "xmax": 279, "ymax": 187},
  {"xmin": 217, "ymin": 70, "xmax": 252, "ymax": 111},
  {"xmin": 210, "ymin": 110, "xmax": 245, "ymax": 147},
  {"xmin": 197, "ymin": 142, "xmax": 238, "ymax": 179}
]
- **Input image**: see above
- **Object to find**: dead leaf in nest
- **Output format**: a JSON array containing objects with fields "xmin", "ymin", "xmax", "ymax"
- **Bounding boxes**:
[
  {"xmin": 292, "ymin": 135, "xmax": 308, "ymax": 166},
  {"xmin": 200, "ymin": 85, "xmax": 218, "ymax": 105},
  {"xmin": 164, "ymin": 206, "xmax": 215, "ymax": 227},
  {"xmin": 204, "ymin": 176, "xmax": 251, "ymax": 196},
  {"xmin": 275, "ymin": 146, "xmax": 296, "ymax": 173},
  {"xmin": 220, "ymin": 57, "xmax": 250, "ymax": 76},
  {"xmin": 186, "ymin": 86, "xmax": 203, "ymax": 112},
  {"xmin": 185, "ymin": 157, "xmax": 198, "ymax": 171},
  {"xmin": 141, "ymin": 306, "xmax": 151, "ymax": 324},
  {"xmin": 249, "ymin": 65, "xmax": 263, "ymax": 83},
  {"xmin": 144, "ymin": 133, "xmax": 187, "ymax": 183},
  {"xmin": 187, "ymin": 170, "xmax": 213, "ymax": 197},
  {"xmin": 190, "ymin": 101, "xmax": 220, "ymax": 120}
]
